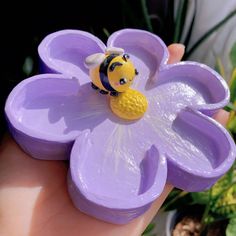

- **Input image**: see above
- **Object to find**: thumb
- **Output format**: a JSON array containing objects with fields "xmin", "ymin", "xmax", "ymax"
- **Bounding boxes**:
[{"xmin": 167, "ymin": 44, "xmax": 185, "ymax": 64}]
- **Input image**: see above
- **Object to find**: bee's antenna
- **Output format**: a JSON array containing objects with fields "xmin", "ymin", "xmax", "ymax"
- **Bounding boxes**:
[{"xmin": 122, "ymin": 54, "xmax": 130, "ymax": 62}]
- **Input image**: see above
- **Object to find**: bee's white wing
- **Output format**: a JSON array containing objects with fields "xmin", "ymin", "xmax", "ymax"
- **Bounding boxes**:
[
  {"xmin": 84, "ymin": 53, "xmax": 106, "ymax": 69},
  {"xmin": 106, "ymin": 47, "xmax": 124, "ymax": 55}
]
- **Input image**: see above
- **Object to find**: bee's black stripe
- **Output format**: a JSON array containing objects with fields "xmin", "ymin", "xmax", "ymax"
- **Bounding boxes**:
[{"xmin": 99, "ymin": 54, "xmax": 118, "ymax": 92}]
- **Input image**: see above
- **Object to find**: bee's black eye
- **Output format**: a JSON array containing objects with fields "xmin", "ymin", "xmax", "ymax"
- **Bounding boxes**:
[
  {"xmin": 135, "ymin": 69, "xmax": 139, "ymax": 75},
  {"xmin": 119, "ymin": 78, "xmax": 127, "ymax": 85}
]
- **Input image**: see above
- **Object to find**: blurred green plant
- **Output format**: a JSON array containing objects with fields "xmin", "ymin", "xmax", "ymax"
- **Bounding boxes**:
[
  {"xmin": 22, "ymin": 56, "xmax": 34, "ymax": 76},
  {"xmin": 217, "ymin": 42, "xmax": 236, "ymax": 140},
  {"xmin": 162, "ymin": 165, "xmax": 236, "ymax": 235},
  {"xmin": 142, "ymin": 223, "xmax": 155, "ymax": 236},
  {"xmin": 184, "ymin": 7, "xmax": 236, "ymax": 59},
  {"xmin": 215, "ymin": 44, "xmax": 236, "ymax": 121},
  {"xmin": 137, "ymin": 0, "xmax": 236, "ymax": 59}
]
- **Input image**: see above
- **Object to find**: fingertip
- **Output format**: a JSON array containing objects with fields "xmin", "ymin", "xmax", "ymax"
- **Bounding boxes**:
[
  {"xmin": 213, "ymin": 109, "xmax": 230, "ymax": 127},
  {"xmin": 167, "ymin": 44, "xmax": 185, "ymax": 64}
]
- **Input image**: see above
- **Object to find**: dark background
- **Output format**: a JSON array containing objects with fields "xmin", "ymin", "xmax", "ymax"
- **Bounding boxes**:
[{"xmin": 0, "ymin": 0, "xmax": 174, "ymax": 138}]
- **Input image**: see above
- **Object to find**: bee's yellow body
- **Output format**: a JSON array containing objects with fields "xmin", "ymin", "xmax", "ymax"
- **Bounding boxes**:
[
  {"xmin": 89, "ymin": 66, "xmax": 104, "ymax": 90},
  {"xmin": 85, "ymin": 48, "xmax": 148, "ymax": 120},
  {"xmin": 88, "ymin": 53, "xmax": 137, "ymax": 95}
]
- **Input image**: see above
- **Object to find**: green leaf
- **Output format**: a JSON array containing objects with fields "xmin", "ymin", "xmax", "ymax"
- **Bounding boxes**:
[
  {"xmin": 173, "ymin": 0, "xmax": 188, "ymax": 43},
  {"xmin": 140, "ymin": 0, "xmax": 153, "ymax": 32},
  {"xmin": 215, "ymin": 57, "xmax": 226, "ymax": 78},
  {"xmin": 185, "ymin": 9, "xmax": 236, "ymax": 58},
  {"xmin": 225, "ymin": 102, "xmax": 236, "ymax": 111},
  {"xmin": 230, "ymin": 42, "xmax": 236, "ymax": 68},
  {"xmin": 227, "ymin": 113, "xmax": 236, "ymax": 133},
  {"xmin": 211, "ymin": 183, "xmax": 236, "ymax": 217},
  {"xmin": 211, "ymin": 174, "xmax": 233, "ymax": 197},
  {"xmin": 191, "ymin": 191, "xmax": 210, "ymax": 205},
  {"xmin": 213, "ymin": 204, "xmax": 236, "ymax": 218},
  {"xmin": 102, "ymin": 28, "xmax": 110, "ymax": 38},
  {"xmin": 226, "ymin": 217, "xmax": 236, "ymax": 236},
  {"xmin": 121, "ymin": 0, "xmax": 142, "ymax": 28},
  {"xmin": 230, "ymin": 69, "xmax": 236, "ymax": 103},
  {"xmin": 183, "ymin": 0, "xmax": 197, "ymax": 48},
  {"xmin": 22, "ymin": 56, "xmax": 34, "ymax": 76},
  {"xmin": 142, "ymin": 223, "xmax": 155, "ymax": 235},
  {"xmin": 162, "ymin": 191, "xmax": 191, "ymax": 211}
]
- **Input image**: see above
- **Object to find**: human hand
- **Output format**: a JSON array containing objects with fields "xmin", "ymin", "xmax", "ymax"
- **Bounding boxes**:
[{"xmin": 0, "ymin": 44, "xmax": 229, "ymax": 236}]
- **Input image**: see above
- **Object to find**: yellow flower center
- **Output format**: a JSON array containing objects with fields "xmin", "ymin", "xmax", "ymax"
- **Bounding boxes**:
[{"xmin": 110, "ymin": 89, "xmax": 148, "ymax": 120}]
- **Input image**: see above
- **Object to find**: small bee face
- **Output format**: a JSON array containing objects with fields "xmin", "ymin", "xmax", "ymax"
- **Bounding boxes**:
[
  {"xmin": 108, "ymin": 55, "xmax": 137, "ymax": 92},
  {"xmin": 85, "ymin": 48, "xmax": 139, "ymax": 95}
]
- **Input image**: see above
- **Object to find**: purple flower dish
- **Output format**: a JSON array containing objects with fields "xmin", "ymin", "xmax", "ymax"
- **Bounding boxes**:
[{"xmin": 5, "ymin": 29, "xmax": 236, "ymax": 224}]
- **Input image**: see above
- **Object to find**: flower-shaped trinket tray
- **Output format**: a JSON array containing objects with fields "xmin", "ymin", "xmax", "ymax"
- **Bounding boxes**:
[{"xmin": 5, "ymin": 29, "xmax": 236, "ymax": 224}]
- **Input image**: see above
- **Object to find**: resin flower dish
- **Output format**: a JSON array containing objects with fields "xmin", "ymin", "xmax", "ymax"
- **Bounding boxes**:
[{"xmin": 5, "ymin": 29, "xmax": 236, "ymax": 224}]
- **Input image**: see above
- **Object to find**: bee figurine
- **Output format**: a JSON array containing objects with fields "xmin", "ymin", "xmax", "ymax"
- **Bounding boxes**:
[
  {"xmin": 85, "ymin": 47, "xmax": 138, "ymax": 96},
  {"xmin": 85, "ymin": 47, "xmax": 148, "ymax": 120}
]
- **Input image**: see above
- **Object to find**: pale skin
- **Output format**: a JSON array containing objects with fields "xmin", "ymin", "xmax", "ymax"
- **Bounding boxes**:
[{"xmin": 0, "ymin": 44, "xmax": 229, "ymax": 236}]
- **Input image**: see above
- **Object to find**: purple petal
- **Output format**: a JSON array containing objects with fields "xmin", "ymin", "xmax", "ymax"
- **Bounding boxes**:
[
  {"xmin": 132, "ymin": 62, "xmax": 234, "ymax": 190},
  {"xmin": 38, "ymin": 30, "xmax": 106, "ymax": 85},
  {"xmin": 156, "ymin": 62, "xmax": 230, "ymax": 115},
  {"xmin": 166, "ymin": 109, "xmax": 236, "ymax": 191},
  {"xmin": 68, "ymin": 131, "xmax": 167, "ymax": 224},
  {"xmin": 5, "ymin": 73, "xmax": 110, "ymax": 160}
]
